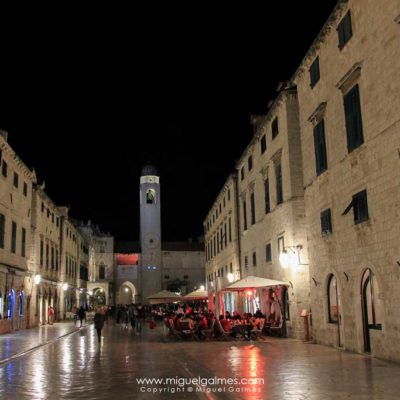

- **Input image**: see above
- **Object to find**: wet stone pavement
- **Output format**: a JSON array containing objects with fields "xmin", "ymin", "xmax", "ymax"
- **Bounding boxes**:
[{"xmin": 1, "ymin": 322, "xmax": 400, "ymax": 400}]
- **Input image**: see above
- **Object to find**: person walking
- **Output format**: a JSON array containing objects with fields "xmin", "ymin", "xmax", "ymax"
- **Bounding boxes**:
[
  {"xmin": 77, "ymin": 306, "xmax": 86, "ymax": 327},
  {"xmin": 94, "ymin": 307, "xmax": 106, "ymax": 343},
  {"xmin": 48, "ymin": 306, "xmax": 54, "ymax": 325}
]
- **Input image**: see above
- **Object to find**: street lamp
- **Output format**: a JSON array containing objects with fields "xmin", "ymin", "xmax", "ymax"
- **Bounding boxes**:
[
  {"xmin": 62, "ymin": 283, "xmax": 68, "ymax": 291},
  {"xmin": 200, "ymin": 285, "xmax": 205, "ymax": 291},
  {"xmin": 34, "ymin": 275, "xmax": 41, "ymax": 285},
  {"xmin": 279, "ymin": 245, "xmax": 308, "ymax": 269},
  {"xmin": 227, "ymin": 273, "xmax": 235, "ymax": 283}
]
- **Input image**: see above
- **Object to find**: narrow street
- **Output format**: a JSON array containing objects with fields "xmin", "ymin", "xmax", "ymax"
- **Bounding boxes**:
[{"xmin": 1, "ymin": 322, "xmax": 400, "ymax": 399}]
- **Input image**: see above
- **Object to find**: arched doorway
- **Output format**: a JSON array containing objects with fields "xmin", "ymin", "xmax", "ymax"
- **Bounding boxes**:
[
  {"xmin": 117, "ymin": 282, "xmax": 137, "ymax": 305},
  {"xmin": 8, "ymin": 289, "xmax": 15, "ymax": 328},
  {"xmin": 91, "ymin": 288, "xmax": 106, "ymax": 310},
  {"xmin": 18, "ymin": 290, "xmax": 25, "ymax": 329},
  {"xmin": 327, "ymin": 274, "xmax": 344, "ymax": 347},
  {"xmin": 361, "ymin": 268, "xmax": 383, "ymax": 353}
]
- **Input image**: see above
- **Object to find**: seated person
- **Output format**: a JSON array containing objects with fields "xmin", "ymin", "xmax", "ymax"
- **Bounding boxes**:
[
  {"xmin": 218, "ymin": 315, "xmax": 232, "ymax": 334},
  {"xmin": 254, "ymin": 309, "xmax": 265, "ymax": 318},
  {"xmin": 232, "ymin": 311, "xmax": 242, "ymax": 320},
  {"xmin": 196, "ymin": 313, "xmax": 208, "ymax": 339}
]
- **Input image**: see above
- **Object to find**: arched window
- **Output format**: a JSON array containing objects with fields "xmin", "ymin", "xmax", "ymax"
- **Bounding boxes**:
[
  {"xmin": 99, "ymin": 264, "xmax": 106, "ymax": 280},
  {"xmin": 8, "ymin": 289, "xmax": 15, "ymax": 319},
  {"xmin": 327, "ymin": 274, "xmax": 338, "ymax": 323},
  {"xmin": 19, "ymin": 291, "xmax": 24, "ymax": 317},
  {"xmin": 146, "ymin": 189, "xmax": 156, "ymax": 204},
  {"xmin": 361, "ymin": 269, "xmax": 382, "ymax": 328}
]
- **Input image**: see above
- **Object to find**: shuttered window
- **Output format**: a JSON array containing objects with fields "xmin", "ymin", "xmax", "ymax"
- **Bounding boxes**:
[
  {"xmin": 313, "ymin": 119, "xmax": 328, "ymax": 175},
  {"xmin": 344, "ymin": 84, "xmax": 364, "ymax": 152},
  {"xmin": 338, "ymin": 11, "xmax": 353, "ymax": 49}
]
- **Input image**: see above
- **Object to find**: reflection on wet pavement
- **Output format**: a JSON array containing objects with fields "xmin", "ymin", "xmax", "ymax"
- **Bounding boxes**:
[{"xmin": 1, "ymin": 323, "xmax": 400, "ymax": 399}]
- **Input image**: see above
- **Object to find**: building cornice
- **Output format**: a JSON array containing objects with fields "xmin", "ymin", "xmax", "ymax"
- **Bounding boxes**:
[
  {"xmin": 0, "ymin": 134, "xmax": 37, "ymax": 182},
  {"xmin": 291, "ymin": 0, "xmax": 349, "ymax": 83}
]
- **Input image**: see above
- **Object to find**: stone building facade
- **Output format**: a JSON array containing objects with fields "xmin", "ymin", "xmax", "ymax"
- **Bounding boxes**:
[
  {"xmin": 29, "ymin": 185, "xmax": 63, "ymax": 326},
  {"xmin": 204, "ymin": 174, "xmax": 241, "ymax": 291},
  {"xmin": 292, "ymin": 0, "xmax": 400, "ymax": 361},
  {"xmin": 0, "ymin": 132, "xmax": 113, "ymax": 333},
  {"xmin": 81, "ymin": 224, "xmax": 115, "ymax": 309},
  {"xmin": 0, "ymin": 130, "xmax": 36, "ymax": 333},
  {"xmin": 204, "ymin": 90, "xmax": 310, "ymax": 339},
  {"xmin": 204, "ymin": 0, "xmax": 399, "ymax": 358}
]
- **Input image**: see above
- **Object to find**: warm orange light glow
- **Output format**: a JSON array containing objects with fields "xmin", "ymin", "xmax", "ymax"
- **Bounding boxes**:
[{"xmin": 247, "ymin": 290, "xmax": 253, "ymax": 296}]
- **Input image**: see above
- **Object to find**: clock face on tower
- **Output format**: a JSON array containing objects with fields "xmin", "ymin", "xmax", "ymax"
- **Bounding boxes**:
[{"xmin": 143, "ymin": 233, "xmax": 160, "ymax": 249}]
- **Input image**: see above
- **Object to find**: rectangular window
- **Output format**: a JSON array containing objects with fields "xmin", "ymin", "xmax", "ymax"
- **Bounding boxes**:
[
  {"xmin": 276, "ymin": 163, "xmax": 283, "ymax": 205},
  {"xmin": 266, "ymin": 243, "xmax": 272, "ymax": 262},
  {"xmin": 230, "ymin": 263, "xmax": 233, "ymax": 273},
  {"xmin": 13, "ymin": 172, "xmax": 19, "ymax": 188},
  {"xmin": 51, "ymin": 247, "xmax": 55, "ymax": 269},
  {"xmin": 23, "ymin": 182, "xmax": 28, "ymax": 196},
  {"xmin": 21, "ymin": 227, "xmax": 26, "ymax": 257},
  {"xmin": 243, "ymin": 200, "xmax": 248, "ymax": 231},
  {"xmin": 2, "ymin": 161, "xmax": 7, "ymax": 177},
  {"xmin": 213, "ymin": 235, "xmax": 216, "ymax": 257},
  {"xmin": 56, "ymin": 249, "xmax": 59, "ymax": 270},
  {"xmin": 338, "ymin": 11, "xmax": 352, "ymax": 49},
  {"xmin": 11, "ymin": 221, "xmax": 17, "ymax": 253},
  {"xmin": 224, "ymin": 223, "xmax": 227, "ymax": 247},
  {"xmin": 264, "ymin": 179, "xmax": 270, "ymax": 214},
  {"xmin": 313, "ymin": 119, "xmax": 328, "ymax": 175},
  {"xmin": 42, "ymin": 203, "xmax": 45, "ymax": 212},
  {"xmin": 240, "ymin": 167, "xmax": 245, "ymax": 181},
  {"xmin": 248, "ymin": 156, "xmax": 253, "ymax": 171},
  {"xmin": 342, "ymin": 190, "xmax": 369, "ymax": 224},
  {"xmin": 228, "ymin": 189, "xmax": 231, "ymax": 201},
  {"xmin": 47, "ymin": 209, "xmax": 50, "ymax": 218},
  {"xmin": 220, "ymin": 227, "xmax": 223, "ymax": 250},
  {"xmin": 250, "ymin": 192, "xmax": 256, "ymax": 225},
  {"xmin": 217, "ymin": 232, "xmax": 220, "ymax": 253},
  {"xmin": 260, "ymin": 134, "xmax": 267, "ymax": 154},
  {"xmin": 228, "ymin": 217, "xmax": 232, "ymax": 242},
  {"xmin": 272, "ymin": 117, "xmax": 279, "ymax": 139},
  {"xmin": 40, "ymin": 240, "xmax": 44, "ymax": 267},
  {"xmin": 46, "ymin": 244, "xmax": 49, "ymax": 269},
  {"xmin": 353, "ymin": 190, "xmax": 369, "ymax": 224},
  {"xmin": 0, "ymin": 214, "xmax": 5, "ymax": 248},
  {"xmin": 344, "ymin": 84, "xmax": 364, "ymax": 153},
  {"xmin": 321, "ymin": 209, "xmax": 333, "ymax": 236},
  {"xmin": 252, "ymin": 252, "xmax": 257, "ymax": 267},
  {"xmin": 223, "ymin": 197, "xmax": 226, "ymax": 208},
  {"xmin": 309, "ymin": 57, "xmax": 320, "ymax": 87},
  {"xmin": 244, "ymin": 256, "xmax": 248, "ymax": 269}
]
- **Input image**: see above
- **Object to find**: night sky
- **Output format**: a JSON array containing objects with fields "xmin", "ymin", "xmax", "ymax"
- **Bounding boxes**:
[{"xmin": 0, "ymin": 1, "xmax": 338, "ymax": 242}]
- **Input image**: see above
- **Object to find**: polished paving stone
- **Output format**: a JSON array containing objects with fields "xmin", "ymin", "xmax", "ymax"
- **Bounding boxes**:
[
  {"xmin": 0, "ymin": 321, "xmax": 79, "ymax": 364},
  {"xmin": 1, "ymin": 322, "xmax": 400, "ymax": 399}
]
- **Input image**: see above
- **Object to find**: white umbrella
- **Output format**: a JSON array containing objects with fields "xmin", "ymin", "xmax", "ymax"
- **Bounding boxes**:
[
  {"xmin": 182, "ymin": 289, "xmax": 208, "ymax": 301},
  {"xmin": 147, "ymin": 290, "xmax": 182, "ymax": 305},
  {"xmin": 222, "ymin": 275, "xmax": 289, "ymax": 291}
]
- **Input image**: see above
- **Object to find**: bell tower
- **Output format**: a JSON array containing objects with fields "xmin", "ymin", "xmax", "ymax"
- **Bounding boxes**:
[{"xmin": 139, "ymin": 164, "xmax": 162, "ymax": 304}]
